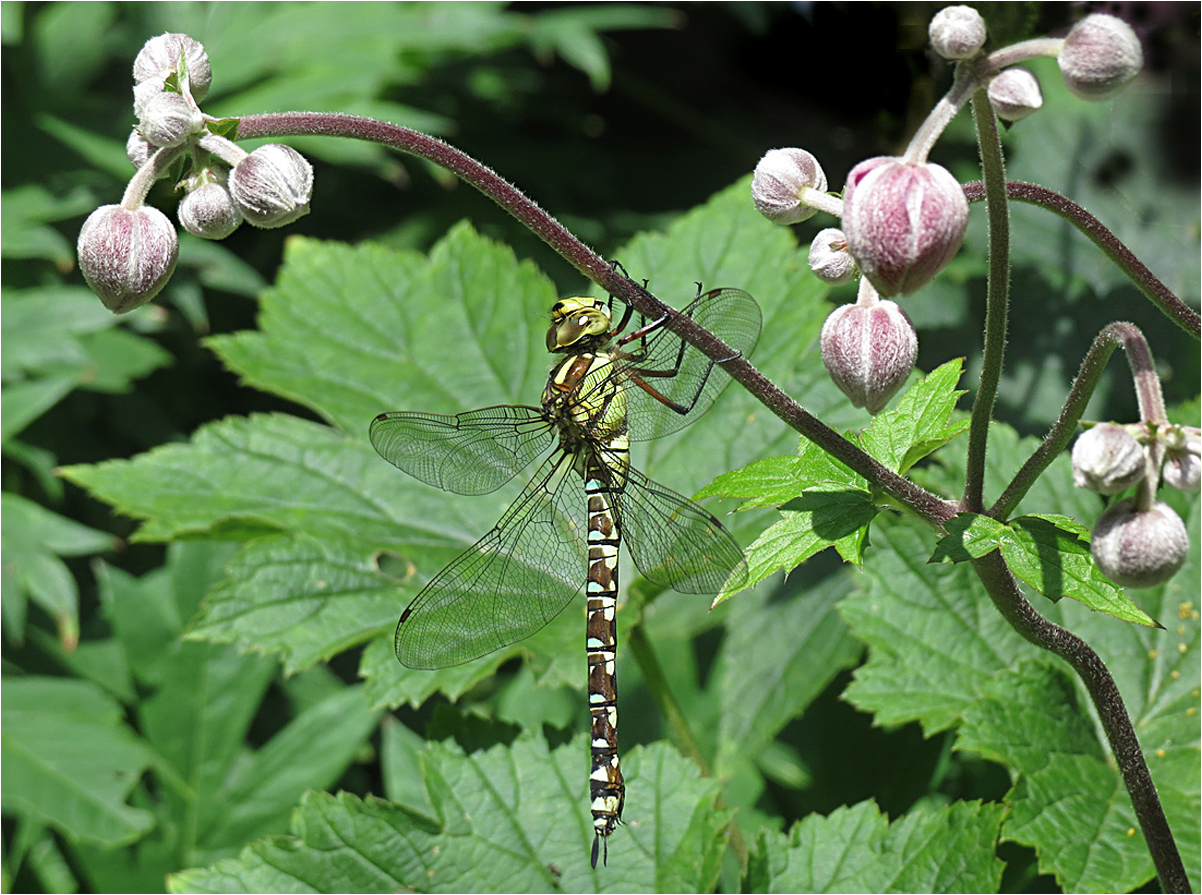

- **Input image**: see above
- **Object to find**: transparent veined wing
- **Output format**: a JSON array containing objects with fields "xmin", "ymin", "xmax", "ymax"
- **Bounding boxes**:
[
  {"xmin": 395, "ymin": 451, "xmax": 588, "ymax": 668},
  {"xmin": 370, "ymin": 405, "xmax": 554, "ymax": 496},
  {"xmin": 600, "ymin": 448, "xmax": 747, "ymax": 595},
  {"xmin": 616, "ymin": 288, "xmax": 761, "ymax": 443}
]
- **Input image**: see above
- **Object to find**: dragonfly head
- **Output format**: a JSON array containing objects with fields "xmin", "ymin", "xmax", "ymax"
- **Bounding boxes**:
[{"xmin": 546, "ymin": 297, "xmax": 612, "ymax": 352}]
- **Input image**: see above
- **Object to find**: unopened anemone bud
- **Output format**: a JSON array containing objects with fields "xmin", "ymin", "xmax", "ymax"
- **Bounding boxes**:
[
  {"xmin": 987, "ymin": 67, "xmax": 1043, "ymax": 121},
  {"xmin": 841, "ymin": 157, "xmax": 968, "ymax": 297},
  {"xmin": 751, "ymin": 148, "xmax": 827, "ymax": 224},
  {"xmin": 820, "ymin": 299, "xmax": 917, "ymax": 414},
  {"xmin": 1058, "ymin": 14, "xmax": 1142, "ymax": 101},
  {"xmin": 1162, "ymin": 426, "xmax": 1201, "ymax": 493},
  {"xmin": 179, "ymin": 170, "xmax": 242, "ymax": 240},
  {"xmin": 1071, "ymin": 423, "xmax": 1146, "ymax": 495},
  {"xmin": 929, "ymin": 6, "xmax": 986, "ymax": 60},
  {"xmin": 126, "ymin": 130, "xmax": 156, "ymax": 169},
  {"xmin": 809, "ymin": 228, "xmax": 856, "ymax": 285},
  {"xmin": 133, "ymin": 76, "xmax": 166, "ymax": 120},
  {"xmin": 1091, "ymin": 498, "xmax": 1188, "ymax": 589},
  {"xmin": 138, "ymin": 90, "xmax": 199, "ymax": 149},
  {"xmin": 133, "ymin": 33, "xmax": 212, "ymax": 102},
  {"xmin": 229, "ymin": 144, "xmax": 314, "ymax": 229},
  {"xmin": 77, "ymin": 204, "xmax": 178, "ymax": 313}
]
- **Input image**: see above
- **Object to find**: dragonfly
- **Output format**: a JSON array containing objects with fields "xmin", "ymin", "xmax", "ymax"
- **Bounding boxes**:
[{"xmin": 370, "ymin": 284, "xmax": 760, "ymax": 867}]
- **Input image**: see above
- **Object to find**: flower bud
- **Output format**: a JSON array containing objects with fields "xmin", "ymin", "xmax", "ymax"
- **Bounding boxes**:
[
  {"xmin": 1091, "ymin": 498, "xmax": 1188, "ymax": 589},
  {"xmin": 821, "ymin": 299, "xmax": 917, "ymax": 414},
  {"xmin": 126, "ymin": 130, "xmax": 156, "ymax": 169},
  {"xmin": 809, "ymin": 228, "xmax": 856, "ymax": 285},
  {"xmin": 229, "ymin": 144, "xmax": 314, "ymax": 229},
  {"xmin": 1058, "ymin": 14, "xmax": 1142, "ymax": 101},
  {"xmin": 841, "ymin": 157, "xmax": 968, "ymax": 297},
  {"xmin": 751, "ymin": 148, "xmax": 827, "ymax": 224},
  {"xmin": 179, "ymin": 176, "xmax": 242, "ymax": 240},
  {"xmin": 77, "ymin": 204, "xmax": 178, "ymax": 313},
  {"xmin": 929, "ymin": 6, "xmax": 987, "ymax": 60},
  {"xmin": 1162, "ymin": 426, "xmax": 1201, "ymax": 493},
  {"xmin": 138, "ymin": 90, "xmax": 199, "ymax": 149},
  {"xmin": 987, "ymin": 67, "xmax": 1043, "ymax": 121},
  {"xmin": 1071, "ymin": 423, "xmax": 1146, "ymax": 495},
  {"xmin": 133, "ymin": 33, "xmax": 211, "ymax": 102},
  {"xmin": 133, "ymin": 76, "xmax": 166, "ymax": 120}
]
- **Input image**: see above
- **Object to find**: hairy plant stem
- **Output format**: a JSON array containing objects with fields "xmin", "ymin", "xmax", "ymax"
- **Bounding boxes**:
[
  {"xmin": 992, "ymin": 322, "xmax": 1163, "ymax": 519},
  {"xmin": 962, "ymin": 91, "xmax": 1011, "ymax": 513},
  {"xmin": 971, "ymin": 551, "xmax": 1190, "ymax": 893},
  {"xmin": 962, "ymin": 181, "xmax": 1201, "ymax": 340}
]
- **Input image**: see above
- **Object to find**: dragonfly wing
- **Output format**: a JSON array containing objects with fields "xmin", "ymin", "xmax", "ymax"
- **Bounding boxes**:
[
  {"xmin": 607, "ymin": 455, "xmax": 747, "ymax": 595},
  {"xmin": 395, "ymin": 451, "xmax": 588, "ymax": 668},
  {"xmin": 621, "ymin": 288, "xmax": 761, "ymax": 442},
  {"xmin": 370, "ymin": 405, "xmax": 554, "ymax": 495}
]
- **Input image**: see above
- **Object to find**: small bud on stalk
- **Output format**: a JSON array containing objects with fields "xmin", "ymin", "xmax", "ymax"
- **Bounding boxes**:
[
  {"xmin": 841, "ymin": 157, "xmax": 968, "ymax": 297},
  {"xmin": 808, "ymin": 228, "xmax": 856, "ymax": 286},
  {"xmin": 1058, "ymin": 14, "xmax": 1142, "ymax": 101},
  {"xmin": 1162, "ymin": 426, "xmax": 1201, "ymax": 493},
  {"xmin": 179, "ymin": 170, "xmax": 242, "ymax": 240},
  {"xmin": 77, "ymin": 204, "xmax": 178, "ymax": 313},
  {"xmin": 929, "ymin": 6, "xmax": 987, "ymax": 60},
  {"xmin": 229, "ymin": 144, "xmax": 314, "ymax": 229},
  {"xmin": 1071, "ymin": 423, "xmax": 1146, "ymax": 495},
  {"xmin": 987, "ymin": 68, "xmax": 1043, "ymax": 122},
  {"xmin": 751, "ymin": 148, "xmax": 827, "ymax": 224},
  {"xmin": 126, "ymin": 131, "xmax": 156, "ymax": 169},
  {"xmin": 821, "ymin": 297, "xmax": 917, "ymax": 414},
  {"xmin": 1091, "ymin": 498, "xmax": 1188, "ymax": 589},
  {"xmin": 138, "ymin": 90, "xmax": 200, "ymax": 149},
  {"xmin": 133, "ymin": 32, "xmax": 212, "ymax": 101}
]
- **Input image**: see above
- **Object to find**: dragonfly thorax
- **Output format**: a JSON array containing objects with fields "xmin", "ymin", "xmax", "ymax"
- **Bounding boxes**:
[
  {"xmin": 547, "ymin": 296, "xmax": 613, "ymax": 353},
  {"xmin": 542, "ymin": 352, "xmax": 628, "ymax": 452}
]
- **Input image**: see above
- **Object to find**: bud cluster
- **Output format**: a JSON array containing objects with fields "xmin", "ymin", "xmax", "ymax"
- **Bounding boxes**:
[{"xmin": 77, "ymin": 32, "xmax": 316, "ymax": 313}]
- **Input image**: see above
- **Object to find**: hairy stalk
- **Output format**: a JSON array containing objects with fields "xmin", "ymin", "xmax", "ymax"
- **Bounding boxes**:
[
  {"xmin": 971, "ymin": 551, "xmax": 1190, "ymax": 893},
  {"xmin": 992, "ymin": 322, "xmax": 1159, "ymax": 519},
  {"xmin": 962, "ymin": 181, "xmax": 1201, "ymax": 339},
  {"xmin": 234, "ymin": 111, "xmax": 958, "ymax": 528},
  {"xmin": 962, "ymin": 92, "xmax": 1011, "ymax": 512}
]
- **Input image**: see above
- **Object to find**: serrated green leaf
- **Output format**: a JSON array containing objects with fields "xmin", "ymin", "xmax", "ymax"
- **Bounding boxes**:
[
  {"xmin": 170, "ymin": 737, "xmax": 728, "ymax": 894},
  {"xmin": 928, "ymin": 512, "xmax": 1010, "ymax": 563},
  {"xmin": 2, "ymin": 493, "xmax": 117, "ymax": 556},
  {"xmin": 1, "ymin": 677, "xmax": 153, "ymax": 846},
  {"xmin": 858, "ymin": 359, "xmax": 969, "ymax": 473},
  {"xmin": 748, "ymin": 800, "xmax": 1004, "ymax": 893},
  {"xmin": 0, "ymin": 375, "xmax": 77, "ymax": 443}
]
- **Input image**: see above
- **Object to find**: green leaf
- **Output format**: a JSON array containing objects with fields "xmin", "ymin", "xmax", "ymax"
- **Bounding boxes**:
[
  {"xmin": 858, "ymin": 358, "xmax": 970, "ymax": 473},
  {"xmin": 170, "ymin": 737, "xmax": 729, "ymax": 894},
  {"xmin": 747, "ymin": 800, "xmax": 1005, "ymax": 893},
  {"xmin": 0, "ymin": 375, "xmax": 76, "ymax": 443},
  {"xmin": 1, "ymin": 677, "xmax": 153, "ymax": 846}
]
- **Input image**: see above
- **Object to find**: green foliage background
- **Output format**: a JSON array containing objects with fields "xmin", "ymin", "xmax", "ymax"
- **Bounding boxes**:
[{"xmin": 2, "ymin": 3, "xmax": 1198, "ymax": 893}]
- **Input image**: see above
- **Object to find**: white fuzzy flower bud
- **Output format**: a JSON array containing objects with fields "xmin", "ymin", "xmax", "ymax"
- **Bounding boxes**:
[
  {"xmin": 841, "ymin": 157, "xmax": 968, "ymax": 297},
  {"xmin": 987, "ymin": 68, "xmax": 1043, "ymax": 121},
  {"xmin": 138, "ymin": 90, "xmax": 199, "ymax": 149},
  {"xmin": 133, "ymin": 33, "xmax": 212, "ymax": 102},
  {"xmin": 1091, "ymin": 498, "xmax": 1188, "ymax": 589},
  {"xmin": 229, "ymin": 144, "xmax": 314, "ymax": 229},
  {"xmin": 809, "ymin": 228, "xmax": 856, "ymax": 285},
  {"xmin": 126, "ymin": 130, "xmax": 156, "ymax": 169},
  {"xmin": 133, "ymin": 76, "xmax": 166, "ymax": 120},
  {"xmin": 751, "ymin": 148, "xmax": 827, "ymax": 224},
  {"xmin": 77, "ymin": 204, "xmax": 178, "ymax": 313},
  {"xmin": 1071, "ymin": 423, "xmax": 1146, "ymax": 495},
  {"xmin": 1162, "ymin": 426, "xmax": 1201, "ymax": 493},
  {"xmin": 929, "ymin": 6, "xmax": 987, "ymax": 60},
  {"xmin": 179, "ymin": 175, "xmax": 242, "ymax": 240},
  {"xmin": 820, "ymin": 299, "xmax": 918, "ymax": 414},
  {"xmin": 1059, "ymin": 14, "xmax": 1142, "ymax": 101}
]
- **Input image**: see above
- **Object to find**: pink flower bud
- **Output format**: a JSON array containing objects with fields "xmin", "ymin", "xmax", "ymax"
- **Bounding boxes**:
[
  {"xmin": 229, "ymin": 144, "xmax": 314, "ymax": 229},
  {"xmin": 1091, "ymin": 498, "xmax": 1188, "ymax": 589},
  {"xmin": 808, "ymin": 228, "xmax": 856, "ymax": 285},
  {"xmin": 751, "ymin": 148, "xmax": 827, "ymax": 224},
  {"xmin": 821, "ymin": 299, "xmax": 917, "ymax": 414},
  {"xmin": 841, "ymin": 157, "xmax": 968, "ymax": 297},
  {"xmin": 179, "ymin": 177, "xmax": 242, "ymax": 240},
  {"xmin": 133, "ymin": 33, "xmax": 211, "ymax": 102},
  {"xmin": 133, "ymin": 76, "xmax": 166, "ymax": 120},
  {"xmin": 1071, "ymin": 423, "xmax": 1146, "ymax": 495},
  {"xmin": 138, "ymin": 90, "xmax": 199, "ymax": 149},
  {"xmin": 1058, "ymin": 14, "xmax": 1142, "ymax": 101},
  {"xmin": 929, "ymin": 6, "xmax": 987, "ymax": 60},
  {"xmin": 77, "ymin": 205, "xmax": 178, "ymax": 313},
  {"xmin": 126, "ymin": 130, "xmax": 156, "ymax": 169},
  {"xmin": 987, "ymin": 68, "xmax": 1043, "ymax": 121},
  {"xmin": 1162, "ymin": 426, "xmax": 1201, "ymax": 493}
]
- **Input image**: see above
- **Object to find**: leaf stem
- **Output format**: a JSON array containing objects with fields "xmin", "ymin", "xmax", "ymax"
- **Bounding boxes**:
[
  {"xmin": 970, "ymin": 550, "xmax": 1190, "ymax": 893},
  {"xmin": 962, "ymin": 91, "xmax": 1011, "ymax": 513}
]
